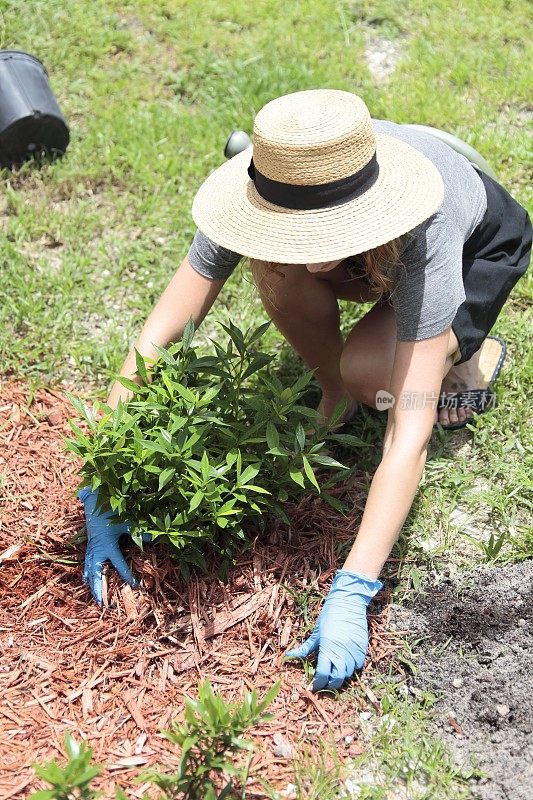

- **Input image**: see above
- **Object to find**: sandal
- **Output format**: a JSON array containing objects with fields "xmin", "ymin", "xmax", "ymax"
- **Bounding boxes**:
[{"xmin": 434, "ymin": 336, "xmax": 507, "ymax": 431}]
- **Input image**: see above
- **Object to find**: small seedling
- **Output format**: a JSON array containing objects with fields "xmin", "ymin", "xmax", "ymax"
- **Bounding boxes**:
[
  {"xmin": 29, "ymin": 732, "xmax": 102, "ymax": 800},
  {"xmin": 143, "ymin": 679, "xmax": 281, "ymax": 799}
]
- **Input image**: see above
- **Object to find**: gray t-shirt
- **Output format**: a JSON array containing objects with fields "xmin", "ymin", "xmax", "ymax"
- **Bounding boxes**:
[{"xmin": 187, "ymin": 120, "xmax": 488, "ymax": 341}]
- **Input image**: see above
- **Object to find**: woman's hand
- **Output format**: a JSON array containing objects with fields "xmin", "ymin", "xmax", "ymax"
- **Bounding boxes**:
[
  {"xmin": 78, "ymin": 487, "xmax": 148, "ymax": 605},
  {"xmin": 284, "ymin": 570, "xmax": 382, "ymax": 691}
]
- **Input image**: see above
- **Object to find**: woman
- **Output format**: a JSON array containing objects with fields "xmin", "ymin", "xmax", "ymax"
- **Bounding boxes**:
[{"xmin": 80, "ymin": 89, "xmax": 531, "ymax": 691}]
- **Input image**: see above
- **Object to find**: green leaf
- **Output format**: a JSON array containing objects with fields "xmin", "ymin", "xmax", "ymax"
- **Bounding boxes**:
[
  {"xmin": 72, "ymin": 766, "xmax": 103, "ymax": 786},
  {"xmin": 239, "ymin": 464, "xmax": 260, "ymax": 485},
  {"xmin": 322, "ymin": 492, "xmax": 348, "ymax": 513},
  {"xmin": 219, "ymin": 320, "xmax": 246, "ymax": 356},
  {"xmin": 295, "ymin": 423, "xmax": 306, "ymax": 451},
  {"xmin": 291, "ymin": 404, "xmax": 319, "ymax": 419},
  {"xmin": 302, "ymin": 456, "xmax": 320, "ymax": 491},
  {"xmin": 189, "ymin": 490, "xmax": 204, "ymax": 512},
  {"xmin": 33, "ymin": 762, "xmax": 64, "ymax": 783},
  {"xmin": 182, "ymin": 318, "xmax": 195, "ymax": 351},
  {"xmin": 289, "ymin": 467, "xmax": 305, "ymax": 488},
  {"xmin": 265, "ymin": 422, "xmax": 280, "ymax": 451},
  {"xmin": 68, "ymin": 421, "xmax": 92, "ymax": 449},
  {"xmin": 63, "ymin": 732, "xmax": 81, "ymax": 759},
  {"xmin": 201, "ymin": 451, "xmax": 210, "ymax": 482},
  {"xmin": 134, "ymin": 348, "xmax": 149, "ymax": 384},
  {"xmin": 258, "ymin": 679, "xmax": 282, "ymax": 711},
  {"xmin": 241, "ymin": 484, "xmax": 271, "ymax": 495},
  {"xmin": 175, "ymin": 383, "xmax": 196, "ymax": 404},
  {"xmin": 266, "ymin": 445, "xmax": 288, "ymax": 458},
  {"xmin": 218, "ymin": 784, "xmax": 237, "ymax": 799},
  {"xmin": 245, "ymin": 319, "xmax": 271, "ymax": 346},
  {"xmin": 328, "ymin": 433, "xmax": 370, "ymax": 447},
  {"xmin": 158, "ymin": 468, "xmax": 176, "ymax": 491},
  {"xmin": 327, "ymin": 397, "xmax": 349, "ymax": 428},
  {"xmin": 161, "ymin": 370, "xmax": 176, "ymax": 399},
  {"xmin": 308, "ymin": 454, "xmax": 348, "ymax": 470},
  {"xmin": 290, "ymin": 370, "xmax": 315, "ymax": 395},
  {"xmin": 153, "ymin": 343, "xmax": 178, "ymax": 367},
  {"xmin": 116, "ymin": 376, "xmax": 142, "ymax": 394},
  {"xmin": 184, "ymin": 549, "xmax": 207, "ymax": 569}
]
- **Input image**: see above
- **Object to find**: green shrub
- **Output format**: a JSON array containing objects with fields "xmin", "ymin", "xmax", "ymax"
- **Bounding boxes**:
[{"xmin": 67, "ymin": 320, "xmax": 352, "ymax": 575}]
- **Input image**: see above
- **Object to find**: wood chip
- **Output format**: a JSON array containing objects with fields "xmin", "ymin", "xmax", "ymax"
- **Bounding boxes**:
[
  {"xmin": 0, "ymin": 543, "xmax": 24, "ymax": 563},
  {"xmin": 108, "ymin": 756, "xmax": 149, "ymax": 770},
  {"xmin": 82, "ymin": 688, "xmax": 93, "ymax": 719},
  {"xmin": 120, "ymin": 585, "xmax": 139, "ymax": 621},
  {"xmin": 203, "ymin": 587, "xmax": 272, "ymax": 638},
  {"xmin": 19, "ymin": 576, "xmax": 61, "ymax": 609},
  {"xmin": 280, "ymin": 617, "xmax": 292, "ymax": 648},
  {"xmin": 123, "ymin": 694, "xmax": 148, "ymax": 731}
]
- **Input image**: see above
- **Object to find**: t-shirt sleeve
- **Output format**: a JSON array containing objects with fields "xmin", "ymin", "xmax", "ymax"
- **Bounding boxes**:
[
  {"xmin": 187, "ymin": 229, "xmax": 242, "ymax": 281},
  {"xmin": 390, "ymin": 212, "xmax": 466, "ymax": 341}
]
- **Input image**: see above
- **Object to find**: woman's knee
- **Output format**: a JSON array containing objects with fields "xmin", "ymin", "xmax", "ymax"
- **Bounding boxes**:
[
  {"xmin": 339, "ymin": 348, "xmax": 378, "ymax": 406},
  {"xmin": 251, "ymin": 259, "xmax": 296, "ymax": 312}
]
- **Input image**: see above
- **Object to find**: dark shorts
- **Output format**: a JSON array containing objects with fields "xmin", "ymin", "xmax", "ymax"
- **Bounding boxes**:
[{"xmin": 451, "ymin": 167, "xmax": 532, "ymax": 364}]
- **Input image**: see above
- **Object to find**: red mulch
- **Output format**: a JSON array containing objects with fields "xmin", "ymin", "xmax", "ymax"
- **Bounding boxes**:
[{"xmin": 0, "ymin": 380, "xmax": 404, "ymax": 799}]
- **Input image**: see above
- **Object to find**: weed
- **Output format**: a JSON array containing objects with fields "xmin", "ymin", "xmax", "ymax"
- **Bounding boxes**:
[
  {"xmin": 463, "ymin": 530, "xmax": 508, "ymax": 562},
  {"xmin": 342, "ymin": 678, "xmax": 478, "ymax": 799}
]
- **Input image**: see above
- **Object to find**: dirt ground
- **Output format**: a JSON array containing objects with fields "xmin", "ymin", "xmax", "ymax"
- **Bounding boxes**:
[
  {"xmin": 0, "ymin": 381, "xmax": 401, "ymax": 798},
  {"xmin": 392, "ymin": 561, "xmax": 533, "ymax": 800}
]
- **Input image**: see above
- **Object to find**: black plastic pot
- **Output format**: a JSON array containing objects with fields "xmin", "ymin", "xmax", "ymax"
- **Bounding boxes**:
[{"xmin": 0, "ymin": 50, "xmax": 69, "ymax": 167}]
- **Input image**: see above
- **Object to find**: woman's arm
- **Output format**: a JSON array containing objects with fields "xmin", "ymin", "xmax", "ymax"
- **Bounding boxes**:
[
  {"xmin": 342, "ymin": 328, "xmax": 451, "ymax": 577},
  {"xmin": 107, "ymin": 256, "xmax": 227, "ymax": 409}
]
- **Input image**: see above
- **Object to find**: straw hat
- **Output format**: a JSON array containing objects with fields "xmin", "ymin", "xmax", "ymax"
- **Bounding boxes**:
[{"xmin": 192, "ymin": 89, "xmax": 444, "ymax": 264}]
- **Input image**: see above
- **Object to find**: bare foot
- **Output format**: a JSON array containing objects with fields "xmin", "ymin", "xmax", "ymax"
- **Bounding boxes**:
[
  {"xmin": 317, "ymin": 391, "xmax": 359, "ymax": 429},
  {"xmin": 436, "ymin": 349, "xmax": 481, "ymax": 427}
]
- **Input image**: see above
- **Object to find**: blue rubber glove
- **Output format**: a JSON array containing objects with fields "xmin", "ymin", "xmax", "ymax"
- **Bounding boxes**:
[
  {"xmin": 285, "ymin": 569, "xmax": 383, "ymax": 692},
  {"xmin": 78, "ymin": 486, "xmax": 144, "ymax": 606}
]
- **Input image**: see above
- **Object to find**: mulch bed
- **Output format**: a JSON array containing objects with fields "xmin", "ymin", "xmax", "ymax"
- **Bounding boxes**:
[{"xmin": 0, "ymin": 380, "xmax": 403, "ymax": 799}]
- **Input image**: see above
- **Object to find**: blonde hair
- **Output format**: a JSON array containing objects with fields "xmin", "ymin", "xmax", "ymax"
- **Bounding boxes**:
[
  {"xmin": 358, "ymin": 234, "xmax": 408, "ymax": 299},
  {"xmin": 250, "ymin": 234, "xmax": 408, "ymax": 307}
]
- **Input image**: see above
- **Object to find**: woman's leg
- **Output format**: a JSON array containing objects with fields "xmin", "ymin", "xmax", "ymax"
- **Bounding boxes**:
[
  {"xmin": 251, "ymin": 259, "xmax": 473, "ymax": 427},
  {"xmin": 340, "ymin": 304, "xmax": 479, "ymax": 426},
  {"xmin": 251, "ymin": 259, "xmax": 367, "ymax": 422}
]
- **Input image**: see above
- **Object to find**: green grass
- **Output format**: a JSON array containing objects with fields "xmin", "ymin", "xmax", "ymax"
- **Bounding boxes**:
[{"xmin": 1, "ymin": 0, "xmax": 531, "ymax": 795}]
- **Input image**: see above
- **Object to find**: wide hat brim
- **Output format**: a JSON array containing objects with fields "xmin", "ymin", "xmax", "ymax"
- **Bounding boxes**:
[{"xmin": 192, "ymin": 131, "xmax": 444, "ymax": 264}]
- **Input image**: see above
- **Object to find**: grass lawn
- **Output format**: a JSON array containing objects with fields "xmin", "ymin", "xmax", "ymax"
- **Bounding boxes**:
[{"xmin": 1, "ymin": 0, "xmax": 531, "ymax": 797}]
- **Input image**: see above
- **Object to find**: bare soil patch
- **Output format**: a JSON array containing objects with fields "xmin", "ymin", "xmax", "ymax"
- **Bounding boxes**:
[
  {"xmin": 0, "ymin": 381, "xmax": 400, "ymax": 798},
  {"xmin": 364, "ymin": 35, "xmax": 403, "ymax": 82},
  {"xmin": 392, "ymin": 562, "xmax": 533, "ymax": 800}
]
